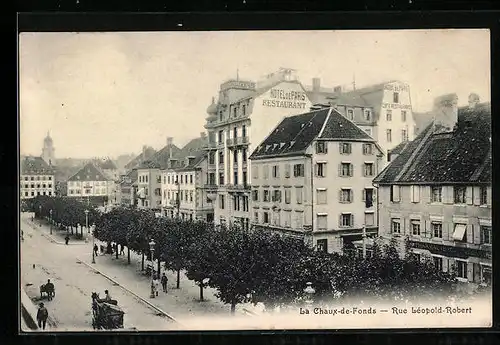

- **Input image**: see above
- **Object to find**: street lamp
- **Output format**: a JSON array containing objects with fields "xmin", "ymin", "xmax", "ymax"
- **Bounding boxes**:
[
  {"xmin": 49, "ymin": 209, "xmax": 53, "ymax": 235},
  {"xmin": 149, "ymin": 239, "xmax": 156, "ymax": 298},
  {"xmin": 39, "ymin": 205, "xmax": 42, "ymax": 219},
  {"xmin": 85, "ymin": 209, "xmax": 89, "ymax": 233},
  {"xmin": 175, "ymin": 180, "xmax": 180, "ymax": 219},
  {"xmin": 303, "ymin": 282, "xmax": 316, "ymax": 306}
]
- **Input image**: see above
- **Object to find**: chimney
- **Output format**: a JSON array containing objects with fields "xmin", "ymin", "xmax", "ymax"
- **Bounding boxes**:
[
  {"xmin": 432, "ymin": 93, "xmax": 458, "ymax": 133},
  {"xmin": 468, "ymin": 93, "xmax": 480, "ymax": 109},
  {"xmin": 142, "ymin": 145, "xmax": 147, "ymax": 162},
  {"xmin": 312, "ymin": 78, "xmax": 321, "ymax": 92},
  {"xmin": 167, "ymin": 137, "xmax": 174, "ymax": 158}
]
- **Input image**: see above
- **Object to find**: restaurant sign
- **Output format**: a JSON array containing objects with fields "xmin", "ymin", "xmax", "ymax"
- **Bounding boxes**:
[{"xmin": 262, "ymin": 88, "xmax": 308, "ymax": 109}]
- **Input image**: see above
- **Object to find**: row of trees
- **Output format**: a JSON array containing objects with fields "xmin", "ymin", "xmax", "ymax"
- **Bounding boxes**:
[{"xmin": 28, "ymin": 196, "xmax": 460, "ymax": 314}]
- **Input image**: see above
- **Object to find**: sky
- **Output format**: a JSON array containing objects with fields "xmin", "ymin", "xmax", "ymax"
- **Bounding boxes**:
[{"xmin": 19, "ymin": 29, "xmax": 490, "ymax": 159}]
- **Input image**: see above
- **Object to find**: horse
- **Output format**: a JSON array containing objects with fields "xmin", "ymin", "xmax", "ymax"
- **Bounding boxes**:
[{"xmin": 40, "ymin": 283, "xmax": 55, "ymax": 300}]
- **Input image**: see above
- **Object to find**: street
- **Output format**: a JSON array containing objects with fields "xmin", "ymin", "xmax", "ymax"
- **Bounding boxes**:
[{"xmin": 20, "ymin": 213, "xmax": 176, "ymax": 331}]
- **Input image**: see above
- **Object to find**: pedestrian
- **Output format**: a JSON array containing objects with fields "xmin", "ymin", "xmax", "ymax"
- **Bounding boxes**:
[
  {"xmin": 36, "ymin": 303, "xmax": 48, "ymax": 330},
  {"xmin": 45, "ymin": 279, "xmax": 55, "ymax": 301},
  {"xmin": 65, "ymin": 235, "xmax": 69, "ymax": 245},
  {"xmin": 104, "ymin": 289, "xmax": 112, "ymax": 302},
  {"xmin": 93, "ymin": 244, "xmax": 98, "ymax": 257},
  {"xmin": 161, "ymin": 273, "xmax": 168, "ymax": 293},
  {"xmin": 153, "ymin": 275, "xmax": 160, "ymax": 296}
]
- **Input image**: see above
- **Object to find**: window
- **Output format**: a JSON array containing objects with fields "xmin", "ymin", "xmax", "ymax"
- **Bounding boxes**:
[
  {"xmin": 190, "ymin": 191, "xmax": 193, "ymax": 202},
  {"xmin": 285, "ymin": 189, "xmax": 291, "ymax": 204},
  {"xmin": 284, "ymin": 164, "xmax": 291, "ymax": 178},
  {"xmin": 233, "ymin": 195, "xmax": 239, "ymax": 211},
  {"xmin": 363, "ymin": 163, "xmax": 374, "ymax": 177},
  {"xmin": 433, "ymin": 257, "xmax": 443, "ymax": 272},
  {"xmin": 347, "ymin": 109, "xmax": 354, "ymax": 120},
  {"xmin": 401, "ymin": 129, "xmax": 408, "ymax": 142},
  {"xmin": 390, "ymin": 185, "xmax": 401, "ymax": 202},
  {"xmin": 233, "ymin": 127, "xmax": 238, "ymax": 138},
  {"xmin": 316, "ymin": 162, "xmax": 326, "ymax": 177},
  {"xmin": 30, "ymin": 176, "xmax": 34, "ymax": 181},
  {"xmin": 340, "ymin": 163, "xmax": 353, "ymax": 177},
  {"xmin": 263, "ymin": 165, "xmax": 270, "ymax": 179},
  {"xmin": 190, "ymin": 175, "xmax": 193, "ymax": 184},
  {"xmin": 263, "ymin": 190, "xmax": 270, "ymax": 202},
  {"xmin": 432, "ymin": 222, "xmax": 443, "ymax": 238},
  {"xmin": 393, "ymin": 92, "xmax": 399, "ymax": 103},
  {"xmin": 263, "ymin": 212, "xmax": 270, "ymax": 224},
  {"xmin": 233, "ymin": 150, "xmax": 238, "ymax": 165},
  {"xmin": 480, "ymin": 226, "xmax": 492, "ymax": 244},
  {"xmin": 254, "ymin": 212, "xmax": 259, "ymax": 222},
  {"xmin": 218, "ymin": 130, "xmax": 224, "ymax": 143},
  {"xmin": 340, "ymin": 143, "xmax": 352, "ymax": 154},
  {"xmin": 31, "ymin": 184, "xmax": 34, "ymax": 188},
  {"xmin": 317, "ymin": 215, "xmax": 328, "ymax": 230},
  {"xmin": 242, "ymin": 105, "xmax": 246, "ymax": 116},
  {"xmin": 481, "ymin": 265, "xmax": 492, "ymax": 285},
  {"xmin": 242, "ymin": 149, "xmax": 247, "ymax": 162},
  {"xmin": 219, "ymin": 195, "xmax": 225, "ymax": 209},
  {"xmin": 37, "ymin": 184, "xmax": 41, "ymax": 188},
  {"xmin": 233, "ymin": 107, "xmax": 237, "ymax": 118},
  {"xmin": 410, "ymin": 185, "xmax": 420, "ymax": 203},
  {"xmin": 317, "ymin": 189, "xmax": 327, "ymax": 204},
  {"xmin": 296, "ymin": 187, "xmax": 303, "ymax": 204},
  {"xmin": 479, "ymin": 186, "xmax": 487, "ymax": 205},
  {"xmin": 340, "ymin": 188, "xmax": 353, "ymax": 203},
  {"xmin": 272, "ymin": 190, "xmax": 282, "ymax": 202},
  {"xmin": 24, "ymin": 184, "xmax": 28, "ymax": 188},
  {"xmin": 411, "ymin": 220, "xmax": 421, "ymax": 236},
  {"xmin": 456, "ymin": 260, "xmax": 467, "ymax": 279},
  {"xmin": 24, "ymin": 191, "xmax": 28, "ymax": 196},
  {"xmin": 316, "ymin": 142, "xmax": 327, "ymax": 154},
  {"xmin": 233, "ymin": 171, "xmax": 238, "ymax": 185},
  {"xmin": 386, "ymin": 129, "xmax": 392, "ymax": 142},
  {"xmin": 219, "ymin": 111, "xmax": 223, "ymax": 122},
  {"xmin": 386, "ymin": 110, "xmax": 392, "ymax": 121},
  {"xmin": 362, "ymin": 144, "xmax": 373, "ymax": 155},
  {"xmin": 219, "ymin": 172, "xmax": 224, "ymax": 185},
  {"xmin": 365, "ymin": 212, "xmax": 375, "ymax": 226},
  {"xmin": 31, "ymin": 191, "xmax": 34, "ymax": 196},
  {"xmin": 293, "ymin": 164, "xmax": 305, "ymax": 177},
  {"xmin": 208, "ymin": 173, "xmax": 216, "ymax": 185},
  {"xmin": 209, "ymin": 152, "xmax": 215, "ymax": 164},
  {"xmin": 252, "ymin": 189, "xmax": 259, "ymax": 201},
  {"xmin": 340, "ymin": 213, "xmax": 353, "ymax": 227},
  {"xmin": 284, "ymin": 211, "xmax": 292, "ymax": 227},
  {"xmin": 454, "ymin": 186, "xmax": 466, "ymax": 204},
  {"xmin": 272, "ymin": 165, "xmax": 280, "ymax": 178},
  {"xmin": 364, "ymin": 109, "xmax": 371, "ymax": 121},
  {"xmin": 242, "ymin": 125, "xmax": 247, "ymax": 137},
  {"xmin": 242, "ymin": 171, "xmax": 247, "ymax": 185},
  {"xmin": 452, "ymin": 223, "xmax": 467, "ymax": 242},
  {"xmin": 431, "ymin": 186, "xmax": 442, "ymax": 203},
  {"xmin": 363, "ymin": 188, "xmax": 374, "ymax": 208},
  {"xmin": 391, "ymin": 219, "xmax": 401, "ymax": 234},
  {"xmin": 401, "ymin": 110, "xmax": 407, "ymax": 122},
  {"xmin": 180, "ymin": 175, "xmax": 184, "ymax": 184},
  {"xmin": 316, "ymin": 239, "xmax": 328, "ymax": 253},
  {"xmin": 218, "ymin": 151, "xmax": 224, "ymax": 164}
]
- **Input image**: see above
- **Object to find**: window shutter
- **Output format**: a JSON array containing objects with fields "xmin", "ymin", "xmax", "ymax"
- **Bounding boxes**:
[
  {"xmin": 338, "ymin": 164, "xmax": 342, "ymax": 176},
  {"xmin": 323, "ymin": 164, "xmax": 328, "ymax": 177},
  {"xmin": 349, "ymin": 164, "xmax": 353, "ymax": 177},
  {"xmin": 350, "ymin": 189, "xmax": 354, "ymax": 203},
  {"xmin": 442, "ymin": 257, "xmax": 449, "ymax": 272},
  {"xmin": 443, "ymin": 186, "xmax": 452, "ymax": 204},
  {"xmin": 324, "ymin": 143, "xmax": 328, "ymax": 154},
  {"xmin": 339, "ymin": 143, "xmax": 343, "ymax": 154},
  {"xmin": 466, "ymin": 224, "xmax": 473, "ymax": 243},
  {"xmin": 466, "ymin": 187, "xmax": 473, "ymax": 205},
  {"xmin": 467, "ymin": 262, "xmax": 474, "ymax": 282},
  {"xmin": 473, "ymin": 224, "xmax": 481, "ymax": 244},
  {"xmin": 350, "ymin": 214, "xmax": 354, "ymax": 227},
  {"xmin": 362, "ymin": 189, "xmax": 366, "ymax": 201},
  {"xmin": 339, "ymin": 214, "xmax": 342, "ymax": 227},
  {"xmin": 473, "ymin": 186, "xmax": 481, "ymax": 205},
  {"xmin": 338, "ymin": 189, "xmax": 342, "ymax": 202}
]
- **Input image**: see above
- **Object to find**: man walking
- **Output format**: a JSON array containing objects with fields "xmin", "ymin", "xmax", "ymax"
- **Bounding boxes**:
[
  {"xmin": 36, "ymin": 303, "xmax": 49, "ymax": 330},
  {"xmin": 161, "ymin": 273, "xmax": 168, "ymax": 293},
  {"xmin": 93, "ymin": 244, "xmax": 99, "ymax": 257}
]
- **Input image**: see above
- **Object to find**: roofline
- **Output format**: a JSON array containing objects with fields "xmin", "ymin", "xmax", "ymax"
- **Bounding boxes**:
[
  {"xmin": 373, "ymin": 181, "xmax": 491, "ymax": 186},
  {"xmin": 250, "ymin": 150, "xmax": 308, "ymax": 161}
]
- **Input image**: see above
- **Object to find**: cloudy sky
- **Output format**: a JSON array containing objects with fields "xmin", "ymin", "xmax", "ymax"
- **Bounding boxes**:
[{"xmin": 19, "ymin": 29, "xmax": 490, "ymax": 158}]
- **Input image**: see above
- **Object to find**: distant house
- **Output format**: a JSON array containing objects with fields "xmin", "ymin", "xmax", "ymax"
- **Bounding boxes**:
[
  {"xmin": 20, "ymin": 156, "xmax": 56, "ymax": 199},
  {"xmin": 66, "ymin": 161, "xmax": 116, "ymax": 205},
  {"xmin": 124, "ymin": 146, "xmax": 157, "ymax": 171}
]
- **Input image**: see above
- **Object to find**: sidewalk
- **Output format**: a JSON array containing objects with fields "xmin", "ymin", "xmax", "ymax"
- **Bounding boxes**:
[{"xmin": 21, "ymin": 217, "xmax": 87, "ymax": 246}]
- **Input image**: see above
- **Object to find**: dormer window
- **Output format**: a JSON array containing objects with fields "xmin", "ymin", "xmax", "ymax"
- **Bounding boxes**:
[
  {"xmin": 393, "ymin": 92, "xmax": 399, "ymax": 103},
  {"xmin": 364, "ymin": 109, "xmax": 371, "ymax": 121},
  {"xmin": 219, "ymin": 111, "xmax": 223, "ymax": 122},
  {"xmin": 347, "ymin": 109, "xmax": 354, "ymax": 120},
  {"xmin": 233, "ymin": 107, "xmax": 237, "ymax": 118}
]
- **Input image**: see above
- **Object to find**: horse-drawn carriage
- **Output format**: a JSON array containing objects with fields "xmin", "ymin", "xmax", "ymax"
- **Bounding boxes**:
[
  {"xmin": 40, "ymin": 282, "xmax": 55, "ymax": 300},
  {"xmin": 91, "ymin": 292, "xmax": 125, "ymax": 330}
]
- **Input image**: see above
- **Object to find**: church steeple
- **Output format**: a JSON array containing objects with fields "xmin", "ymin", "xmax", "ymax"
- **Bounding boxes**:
[{"xmin": 42, "ymin": 130, "xmax": 55, "ymax": 166}]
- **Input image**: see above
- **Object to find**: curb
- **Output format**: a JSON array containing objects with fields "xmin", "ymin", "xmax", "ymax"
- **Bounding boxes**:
[
  {"xmin": 20, "ymin": 287, "xmax": 39, "ymax": 331},
  {"xmin": 76, "ymin": 257, "xmax": 180, "ymax": 326},
  {"xmin": 23, "ymin": 220, "xmax": 87, "ymax": 246}
]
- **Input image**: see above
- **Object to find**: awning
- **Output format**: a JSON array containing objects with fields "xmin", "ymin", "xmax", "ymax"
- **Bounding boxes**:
[{"xmin": 452, "ymin": 224, "xmax": 467, "ymax": 241}]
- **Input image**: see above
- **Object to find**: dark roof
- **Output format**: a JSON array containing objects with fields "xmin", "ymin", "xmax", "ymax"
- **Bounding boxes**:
[
  {"xmin": 389, "ymin": 140, "xmax": 410, "ymax": 155},
  {"xmin": 120, "ymin": 169, "xmax": 138, "ymax": 186},
  {"xmin": 21, "ymin": 156, "xmax": 55, "ymax": 175},
  {"xmin": 67, "ymin": 162, "xmax": 110, "ymax": 182},
  {"xmin": 250, "ymin": 107, "xmax": 376, "ymax": 160},
  {"xmin": 171, "ymin": 136, "xmax": 208, "ymax": 171},
  {"xmin": 138, "ymin": 160, "xmax": 161, "ymax": 169},
  {"xmin": 374, "ymin": 103, "xmax": 491, "ymax": 184},
  {"xmin": 326, "ymin": 81, "xmax": 392, "ymax": 108},
  {"xmin": 124, "ymin": 146, "xmax": 156, "ymax": 170},
  {"xmin": 149, "ymin": 144, "xmax": 182, "ymax": 170}
]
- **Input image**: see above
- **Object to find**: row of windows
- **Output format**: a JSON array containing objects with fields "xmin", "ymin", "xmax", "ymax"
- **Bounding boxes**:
[
  {"xmin": 69, "ymin": 188, "xmax": 107, "ymax": 195},
  {"xmin": 23, "ymin": 191, "xmax": 53, "ymax": 197},
  {"xmin": 391, "ymin": 218, "xmax": 491, "ymax": 245},
  {"xmin": 68, "ymin": 181, "xmax": 107, "ymax": 186},
  {"xmin": 163, "ymin": 173, "xmax": 195, "ymax": 185},
  {"xmin": 163, "ymin": 190, "xmax": 195, "ymax": 203},
  {"xmin": 390, "ymin": 185, "xmax": 489, "ymax": 205},
  {"xmin": 23, "ymin": 176, "xmax": 53, "ymax": 181},
  {"xmin": 233, "ymin": 195, "xmax": 249, "ymax": 212},
  {"xmin": 21, "ymin": 183, "xmax": 53, "ymax": 189},
  {"xmin": 385, "ymin": 128, "xmax": 408, "ymax": 143},
  {"xmin": 345, "ymin": 108, "xmax": 372, "ymax": 122},
  {"xmin": 385, "ymin": 109, "xmax": 408, "ymax": 122},
  {"xmin": 315, "ymin": 142, "xmax": 374, "ymax": 155},
  {"xmin": 207, "ymin": 171, "xmax": 248, "ymax": 186},
  {"xmin": 217, "ymin": 100, "xmax": 249, "ymax": 123},
  {"xmin": 254, "ymin": 209, "xmax": 304, "ymax": 228},
  {"xmin": 253, "ymin": 162, "xmax": 375, "ymax": 180},
  {"xmin": 252, "ymin": 187, "xmax": 304, "ymax": 204},
  {"xmin": 217, "ymin": 125, "xmax": 248, "ymax": 143},
  {"xmin": 208, "ymin": 149, "xmax": 248, "ymax": 165}
]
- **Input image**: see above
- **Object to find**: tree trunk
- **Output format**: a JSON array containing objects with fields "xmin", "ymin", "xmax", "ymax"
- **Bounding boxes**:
[
  {"xmin": 157, "ymin": 260, "xmax": 161, "ymax": 277},
  {"xmin": 115, "ymin": 246, "xmax": 119, "ymax": 259},
  {"xmin": 127, "ymin": 247, "xmax": 131, "ymax": 264},
  {"xmin": 141, "ymin": 253, "xmax": 145, "ymax": 271},
  {"xmin": 199, "ymin": 284, "xmax": 204, "ymax": 301},
  {"xmin": 176, "ymin": 269, "xmax": 180, "ymax": 289},
  {"xmin": 230, "ymin": 302, "xmax": 236, "ymax": 315}
]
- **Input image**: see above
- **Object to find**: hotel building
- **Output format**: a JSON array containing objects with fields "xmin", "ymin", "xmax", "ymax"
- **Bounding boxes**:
[
  {"xmin": 66, "ymin": 161, "xmax": 116, "ymax": 204},
  {"xmin": 20, "ymin": 156, "xmax": 56, "ymax": 199},
  {"xmin": 250, "ymin": 107, "xmax": 383, "ymax": 253},
  {"xmin": 204, "ymin": 68, "xmax": 313, "ymax": 227},
  {"xmin": 373, "ymin": 94, "xmax": 491, "ymax": 286}
]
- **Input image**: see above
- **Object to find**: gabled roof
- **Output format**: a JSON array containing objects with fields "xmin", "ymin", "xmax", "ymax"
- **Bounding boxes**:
[
  {"xmin": 67, "ymin": 162, "xmax": 110, "ymax": 182},
  {"xmin": 171, "ymin": 136, "xmax": 208, "ymax": 171},
  {"xmin": 374, "ymin": 103, "xmax": 491, "ymax": 184},
  {"xmin": 149, "ymin": 143, "xmax": 182, "ymax": 170},
  {"xmin": 124, "ymin": 146, "xmax": 156, "ymax": 170},
  {"xmin": 250, "ymin": 107, "xmax": 377, "ymax": 160},
  {"xmin": 21, "ymin": 156, "xmax": 55, "ymax": 175},
  {"xmin": 120, "ymin": 169, "xmax": 138, "ymax": 186},
  {"xmin": 326, "ymin": 81, "xmax": 394, "ymax": 108}
]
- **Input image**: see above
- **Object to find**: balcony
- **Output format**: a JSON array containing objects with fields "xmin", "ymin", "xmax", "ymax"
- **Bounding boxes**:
[
  {"xmin": 226, "ymin": 184, "xmax": 250, "ymax": 192},
  {"xmin": 203, "ymin": 141, "xmax": 218, "ymax": 150},
  {"xmin": 203, "ymin": 184, "xmax": 218, "ymax": 191},
  {"xmin": 208, "ymin": 163, "xmax": 216, "ymax": 170},
  {"xmin": 226, "ymin": 138, "xmax": 234, "ymax": 146},
  {"xmin": 228, "ymin": 136, "xmax": 249, "ymax": 147}
]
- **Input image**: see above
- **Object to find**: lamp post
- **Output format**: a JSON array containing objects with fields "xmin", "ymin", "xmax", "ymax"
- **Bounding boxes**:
[
  {"xmin": 175, "ymin": 180, "xmax": 180, "ymax": 219},
  {"xmin": 49, "ymin": 209, "xmax": 53, "ymax": 235},
  {"xmin": 149, "ymin": 239, "xmax": 156, "ymax": 298},
  {"xmin": 39, "ymin": 205, "xmax": 42, "ymax": 219},
  {"xmin": 303, "ymin": 282, "xmax": 316, "ymax": 306}
]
